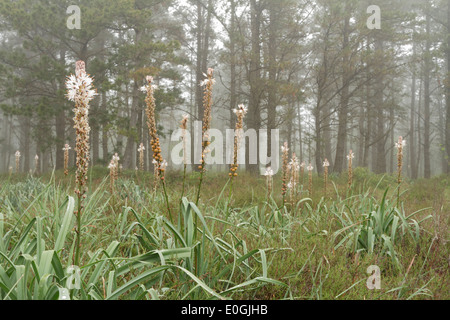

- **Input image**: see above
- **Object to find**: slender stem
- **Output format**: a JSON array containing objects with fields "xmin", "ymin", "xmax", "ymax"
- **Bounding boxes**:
[
  {"xmin": 195, "ymin": 169, "xmax": 204, "ymax": 206},
  {"xmin": 74, "ymin": 194, "xmax": 82, "ymax": 267},
  {"xmin": 181, "ymin": 164, "xmax": 187, "ymax": 200},
  {"xmin": 162, "ymin": 180, "xmax": 173, "ymax": 224},
  {"xmin": 228, "ymin": 177, "xmax": 233, "ymax": 209}
]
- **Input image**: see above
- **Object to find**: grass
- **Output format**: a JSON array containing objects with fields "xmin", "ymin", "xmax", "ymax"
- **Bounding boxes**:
[{"xmin": 0, "ymin": 167, "xmax": 448, "ymax": 300}]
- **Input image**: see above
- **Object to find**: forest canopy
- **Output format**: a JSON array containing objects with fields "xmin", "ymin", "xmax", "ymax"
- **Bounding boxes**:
[{"xmin": 0, "ymin": 0, "xmax": 449, "ymax": 178}]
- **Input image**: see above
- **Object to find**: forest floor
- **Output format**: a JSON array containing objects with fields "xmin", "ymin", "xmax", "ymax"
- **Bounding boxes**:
[{"xmin": 0, "ymin": 167, "xmax": 448, "ymax": 300}]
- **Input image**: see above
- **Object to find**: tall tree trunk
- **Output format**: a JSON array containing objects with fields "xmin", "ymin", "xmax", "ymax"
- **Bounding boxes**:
[
  {"xmin": 363, "ymin": 37, "xmax": 371, "ymax": 169},
  {"xmin": 123, "ymin": 27, "xmax": 143, "ymax": 169},
  {"xmin": 135, "ymin": 108, "xmax": 143, "ymax": 169},
  {"xmin": 123, "ymin": 80, "xmax": 140, "ymax": 169},
  {"xmin": 267, "ymin": 1, "xmax": 278, "ymax": 166},
  {"xmin": 333, "ymin": 4, "xmax": 350, "ymax": 173},
  {"xmin": 20, "ymin": 116, "xmax": 31, "ymax": 172},
  {"xmin": 389, "ymin": 104, "xmax": 394, "ymax": 174},
  {"xmin": 229, "ymin": 0, "xmax": 237, "ymax": 129},
  {"xmin": 0, "ymin": 111, "xmax": 7, "ymax": 171},
  {"xmin": 287, "ymin": 104, "xmax": 294, "ymax": 158},
  {"xmin": 297, "ymin": 104, "xmax": 304, "ymax": 161},
  {"xmin": 200, "ymin": 0, "xmax": 212, "ymax": 76},
  {"xmin": 314, "ymin": 100, "xmax": 323, "ymax": 174},
  {"xmin": 417, "ymin": 75, "xmax": 423, "ymax": 177},
  {"xmin": 445, "ymin": 0, "xmax": 450, "ymax": 173},
  {"xmin": 409, "ymin": 56, "xmax": 418, "ymax": 179},
  {"xmin": 410, "ymin": 40, "xmax": 418, "ymax": 179},
  {"xmin": 358, "ymin": 101, "xmax": 365, "ymax": 167},
  {"xmin": 323, "ymin": 108, "xmax": 333, "ymax": 169},
  {"xmin": 247, "ymin": 0, "xmax": 262, "ymax": 174},
  {"xmin": 195, "ymin": 1, "xmax": 204, "ymax": 122},
  {"xmin": 101, "ymin": 91, "xmax": 108, "ymax": 163},
  {"xmin": 374, "ymin": 37, "xmax": 386, "ymax": 174},
  {"xmin": 423, "ymin": 7, "xmax": 431, "ymax": 179},
  {"xmin": 438, "ymin": 86, "xmax": 446, "ymax": 173},
  {"xmin": 193, "ymin": 1, "xmax": 205, "ymax": 170},
  {"xmin": 55, "ymin": 49, "xmax": 66, "ymax": 170}
]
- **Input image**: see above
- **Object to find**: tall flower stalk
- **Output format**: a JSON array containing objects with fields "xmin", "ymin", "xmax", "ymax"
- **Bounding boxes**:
[
  {"xmin": 112, "ymin": 153, "xmax": 120, "ymax": 181},
  {"xmin": 281, "ymin": 142, "xmax": 290, "ymax": 206},
  {"xmin": 347, "ymin": 150, "xmax": 354, "ymax": 190},
  {"xmin": 264, "ymin": 167, "xmax": 274, "ymax": 203},
  {"xmin": 396, "ymin": 136, "xmax": 406, "ymax": 185},
  {"xmin": 142, "ymin": 75, "xmax": 172, "ymax": 222},
  {"xmin": 63, "ymin": 144, "xmax": 71, "ymax": 176},
  {"xmin": 15, "ymin": 151, "xmax": 20, "ymax": 173},
  {"xmin": 138, "ymin": 143, "xmax": 145, "ymax": 172},
  {"xmin": 323, "ymin": 159, "xmax": 330, "ymax": 197},
  {"xmin": 229, "ymin": 104, "xmax": 248, "ymax": 203},
  {"xmin": 395, "ymin": 136, "xmax": 406, "ymax": 206},
  {"xmin": 65, "ymin": 60, "xmax": 97, "ymax": 267},
  {"xmin": 196, "ymin": 68, "xmax": 215, "ymax": 206},
  {"xmin": 288, "ymin": 153, "xmax": 300, "ymax": 207},
  {"xmin": 108, "ymin": 159, "xmax": 116, "ymax": 194},
  {"xmin": 34, "ymin": 155, "xmax": 39, "ymax": 175},
  {"xmin": 180, "ymin": 115, "xmax": 189, "ymax": 200}
]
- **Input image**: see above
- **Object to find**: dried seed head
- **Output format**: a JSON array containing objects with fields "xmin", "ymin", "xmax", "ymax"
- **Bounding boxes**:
[
  {"xmin": 66, "ymin": 60, "xmax": 96, "ymax": 197},
  {"xmin": 396, "ymin": 136, "xmax": 406, "ymax": 184}
]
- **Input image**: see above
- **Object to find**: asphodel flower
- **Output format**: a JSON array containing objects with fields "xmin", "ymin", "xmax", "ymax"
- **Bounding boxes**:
[
  {"xmin": 323, "ymin": 159, "xmax": 330, "ymax": 196},
  {"xmin": 289, "ymin": 153, "xmax": 300, "ymax": 205},
  {"xmin": 66, "ymin": 60, "xmax": 97, "ymax": 199},
  {"xmin": 230, "ymin": 104, "xmax": 248, "ymax": 178},
  {"xmin": 180, "ymin": 115, "xmax": 189, "ymax": 166},
  {"xmin": 65, "ymin": 60, "xmax": 97, "ymax": 267},
  {"xmin": 143, "ymin": 76, "xmax": 165, "ymax": 182},
  {"xmin": 15, "ymin": 151, "xmax": 20, "ymax": 173},
  {"xmin": 264, "ymin": 167, "xmax": 274, "ymax": 201},
  {"xmin": 108, "ymin": 159, "xmax": 117, "ymax": 193},
  {"xmin": 281, "ymin": 142, "xmax": 290, "ymax": 202},
  {"xmin": 196, "ymin": 68, "xmax": 215, "ymax": 205},
  {"xmin": 300, "ymin": 161, "xmax": 305, "ymax": 184},
  {"xmin": 396, "ymin": 136, "xmax": 406, "ymax": 184},
  {"xmin": 347, "ymin": 150, "xmax": 354, "ymax": 189},
  {"xmin": 63, "ymin": 144, "xmax": 71, "ymax": 176},
  {"xmin": 112, "ymin": 153, "xmax": 120, "ymax": 181},
  {"xmin": 199, "ymin": 68, "xmax": 215, "ymax": 173},
  {"xmin": 34, "ymin": 155, "xmax": 39, "ymax": 174},
  {"xmin": 138, "ymin": 143, "xmax": 145, "ymax": 172}
]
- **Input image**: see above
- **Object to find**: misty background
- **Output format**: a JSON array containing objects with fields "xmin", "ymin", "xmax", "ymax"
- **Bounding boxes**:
[{"xmin": 0, "ymin": 0, "xmax": 449, "ymax": 178}]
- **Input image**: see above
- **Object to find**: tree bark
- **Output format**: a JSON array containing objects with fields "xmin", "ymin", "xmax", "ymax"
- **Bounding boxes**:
[
  {"xmin": 122, "ymin": 80, "xmax": 140, "ymax": 169},
  {"xmin": 445, "ymin": 0, "xmax": 450, "ymax": 173},
  {"xmin": 423, "ymin": 7, "xmax": 431, "ymax": 178},
  {"xmin": 410, "ymin": 40, "xmax": 418, "ymax": 179},
  {"xmin": 374, "ymin": 37, "xmax": 386, "ymax": 174},
  {"xmin": 246, "ymin": 0, "xmax": 263, "ymax": 174},
  {"xmin": 55, "ymin": 50, "xmax": 66, "ymax": 171},
  {"xmin": 333, "ymin": 4, "xmax": 350, "ymax": 173},
  {"xmin": 267, "ymin": 1, "xmax": 277, "ymax": 165}
]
